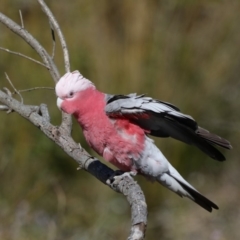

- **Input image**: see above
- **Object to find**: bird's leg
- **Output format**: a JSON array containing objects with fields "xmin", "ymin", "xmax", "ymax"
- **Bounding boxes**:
[{"xmin": 122, "ymin": 171, "xmax": 137, "ymax": 177}]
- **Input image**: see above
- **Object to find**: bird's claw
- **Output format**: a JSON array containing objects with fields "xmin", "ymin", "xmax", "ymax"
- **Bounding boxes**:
[
  {"xmin": 106, "ymin": 170, "xmax": 137, "ymax": 192},
  {"xmin": 107, "ymin": 170, "xmax": 125, "ymax": 185}
]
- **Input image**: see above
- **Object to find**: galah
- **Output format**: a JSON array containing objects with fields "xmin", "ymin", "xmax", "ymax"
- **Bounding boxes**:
[{"xmin": 55, "ymin": 70, "xmax": 232, "ymax": 212}]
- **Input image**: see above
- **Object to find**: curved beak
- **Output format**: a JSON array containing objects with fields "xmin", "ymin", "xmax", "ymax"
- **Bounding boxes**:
[{"xmin": 57, "ymin": 97, "xmax": 63, "ymax": 110}]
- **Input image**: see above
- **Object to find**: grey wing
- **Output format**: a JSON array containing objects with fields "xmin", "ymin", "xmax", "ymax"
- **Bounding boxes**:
[
  {"xmin": 105, "ymin": 94, "xmax": 197, "ymax": 137},
  {"xmin": 105, "ymin": 94, "xmax": 232, "ymax": 161}
]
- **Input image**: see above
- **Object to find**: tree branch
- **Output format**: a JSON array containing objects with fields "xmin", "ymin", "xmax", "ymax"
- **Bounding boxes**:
[
  {"xmin": 37, "ymin": 0, "xmax": 70, "ymax": 73},
  {"xmin": 5, "ymin": 73, "xmax": 23, "ymax": 104},
  {"xmin": 0, "ymin": 90, "xmax": 147, "ymax": 239},
  {"xmin": 37, "ymin": 0, "xmax": 72, "ymax": 134},
  {"xmin": 0, "ymin": 7, "xmax": 72, "ymax": 134},
  {"xmin": 0, "ymin": 12, "xmax": 59, "ymax": 82},
  {"xmin": 0, "ymin": 1, "xmax": 148, "ymax": 238},
  {"xmin": 0, "ymin": 47, "xmax": 49, "ymax": 68}
]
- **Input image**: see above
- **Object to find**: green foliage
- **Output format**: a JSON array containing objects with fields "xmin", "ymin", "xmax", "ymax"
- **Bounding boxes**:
[{"xmin": 0, "ymin": 0, "xmax": 239, "ymax": 239}]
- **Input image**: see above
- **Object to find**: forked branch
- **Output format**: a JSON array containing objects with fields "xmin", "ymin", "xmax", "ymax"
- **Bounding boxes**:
[
  {"xmin": 0, "ymin": 12, "xmax": 59, "ymax": 82},
  {"xmin": 0, "ymin": 47, "xmax": 49, "ymax": 68},
  {"xmin": 37, "ymin": 0, "xmax": 70, "ymax": 73},
  {"xmin": 0, "ymin": 1, "xmax": 147, "ymax": 239}
]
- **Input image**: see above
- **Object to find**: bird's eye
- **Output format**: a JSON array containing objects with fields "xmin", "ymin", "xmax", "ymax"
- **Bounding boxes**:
[{"xmin": 68, "ymin": 91, "xmax": 74, "ymax": 98}]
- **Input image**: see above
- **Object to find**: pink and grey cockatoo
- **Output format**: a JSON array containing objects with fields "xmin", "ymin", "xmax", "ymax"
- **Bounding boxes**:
[{"xmin": 56, "ymin": 70, "xmax": 231, "ymax": 212}]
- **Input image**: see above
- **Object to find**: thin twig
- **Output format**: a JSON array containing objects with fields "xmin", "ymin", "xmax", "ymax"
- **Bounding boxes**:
[
  {"xmin": 0, "ymin": 1, "xmax": 148, "ymax": 238},
  {"xmin": 2, "ymin": 87, "xmax": 13, "ymax": 113},
  {"xmin": 19, "ymin": 10, "xmax": 24, "ymax": 28},
  {"xmin": 5, "ymin": 73, "xmax": 23, "ymax": 104},
  {"xmin": 49, "ymin": 21, "xmax": 56, "ymax": 59},
  {"xmin": 0, "ymin": 47, "xmax": 49, "ymax": 68},
  {"xmin": 37, "ymin": 0, "xmax": 72, "ymax": 135},
  {"xmin": 37, "ymin": 0, "xmax": 70, "ymax": 72},
  {"xmin": 0, "ymin": 12, "xmax": 60, "ymax": 82},
  {"xmin": 3, "ymin": 87, "xmax": 12, "ymax": 97},
  {"xmin": 0, "ymin": 88, "xmax": 148, "ymax": 240},
  {"xmin": 18, "ymin": 87, "xmax": 54, "ymax": 93},
  {"xmin": 0, "ymin": 105, "xmax": 9, "ymax": 111}
]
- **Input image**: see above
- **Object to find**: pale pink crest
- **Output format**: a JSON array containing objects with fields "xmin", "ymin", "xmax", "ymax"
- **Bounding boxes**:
[{"xmin": 55, "ymin": 70, "xmax": 95, "ymax": 100}]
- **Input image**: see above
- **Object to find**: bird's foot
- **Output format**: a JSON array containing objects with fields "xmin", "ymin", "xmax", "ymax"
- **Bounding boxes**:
[
  {"xmin": 106, "ymin": 170, "xmax": 137, "ymax": 192},
  {"xmin": 107, "ymin": 170, "xmax": 125, "ymax": 184},
  {"xmin": 126, "ymin": 171, "xmax": 137, "ymax": 177}
]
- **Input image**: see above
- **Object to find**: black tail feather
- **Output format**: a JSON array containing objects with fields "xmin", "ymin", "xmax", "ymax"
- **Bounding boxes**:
[
  {"xmin": 161, "ymin": 120, "xmax": 228, "ymax": 161},
  {"xmin": 133, "ymin": 111, "xmax": 231, "ymax": 161},
  {"xmin": 173, "ymin": 177, "xmax": 219, "ymax": 212},
  {"xmin": 197, "ymin": 127, "xmax": 232, "ymax": 150}
]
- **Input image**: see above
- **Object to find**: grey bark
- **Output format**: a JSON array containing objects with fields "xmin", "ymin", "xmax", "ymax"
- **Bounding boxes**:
[{"xmin": 0, "ymin": 1, "xmax": 147, "ymax": 239}]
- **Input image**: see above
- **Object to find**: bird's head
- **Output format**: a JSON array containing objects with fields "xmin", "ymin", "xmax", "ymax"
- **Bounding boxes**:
[{"xmin": 55, "ymin": 70, "xmax": 95, "ymax": 114}]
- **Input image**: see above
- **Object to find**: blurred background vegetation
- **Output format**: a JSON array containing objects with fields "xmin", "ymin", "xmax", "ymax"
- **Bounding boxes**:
[{"xmin": 0, "ymin": 0, "xmax": 239, "ymax": 239}]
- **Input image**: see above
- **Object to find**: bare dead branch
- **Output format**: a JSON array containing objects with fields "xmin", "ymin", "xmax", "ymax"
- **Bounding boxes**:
[
  {"xmin": 1, "ymin": 87, "xmax": 13, "ymax": 113},
  {"xmin": 128, "ymin": 224, "xmax": 146, "ymax": 240},
  {"xmin": 0, "ymin": 89, "xmax": 148, "ymax": 239},
  {"xmin": 0, "ymin": 2, "xmax": 148, "ymax": 239},
  {"xmin": 0, "ymin": 8, "xmax": 72, "ymax": 133},
  {"xmin": 85, "ymin": 159, "xmax": 147, "ymax": 239},
  {"xmin": 18, "ymin": 87, "xmax": 54, "ymax": 93},
  {"xmin": 37, "ymin": 0, "xmax": 70, "ymax": 73},
  {"xmin": 50, "ymin": 25, "xmax": 56, "ymax": 59},
  {"xmin": 0, "ymin": 12, "xmax": 60, "ymax": 82},
  {"xmin": 3, "ymin": 87, "xmax": 12, "ymax": 97},
  {"xmin": 0, "ymin": 105, "xmax": 9, "ymax": 111},
  {"xmin": 36, "ymin": 0, "xmax": 72, "ymax": 135},
  {"xmin": 47, "ymin": 19, "xmax": 56, "ymax": 59},
  {"xmin": 5, "ymin": 72, "xmax": 23, "ymax": 104},
  {"xmin": 19, "ymin": 10, "xmax": 24, "ymax": 28},
  {"xmin": 0, "ymin": 47, "xmax": 49, "ymax": 68}
]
